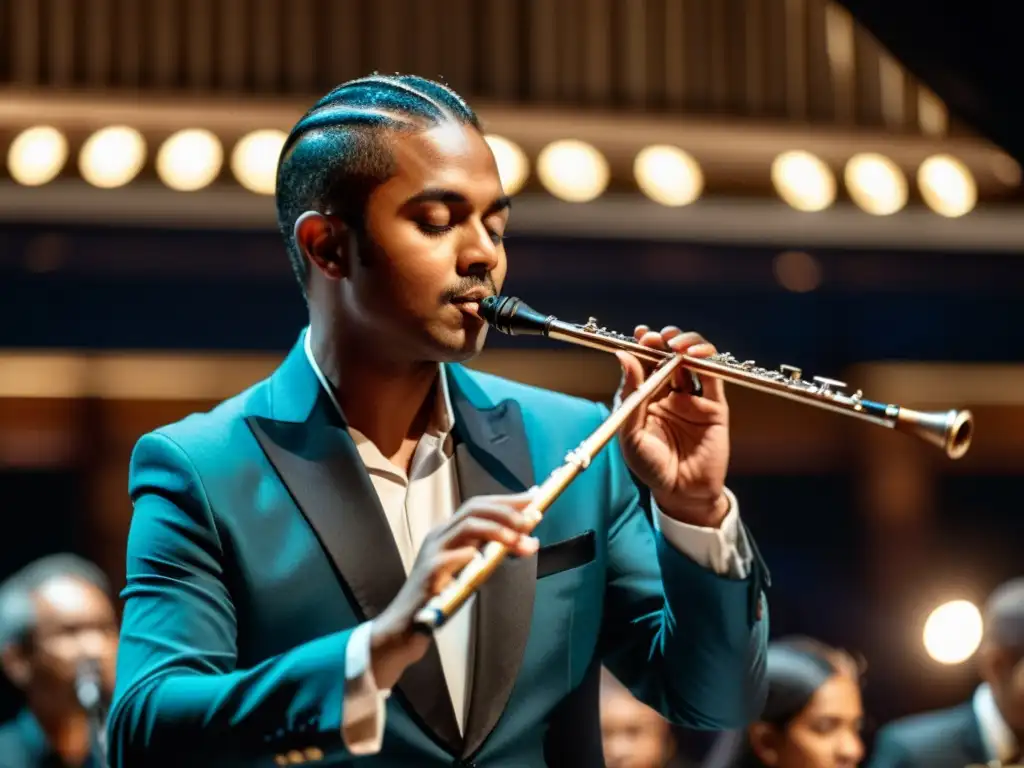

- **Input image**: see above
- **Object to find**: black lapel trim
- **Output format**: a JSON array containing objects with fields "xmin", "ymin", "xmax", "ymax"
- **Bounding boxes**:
[
  {"xmin": 447, "ymin": 372, "xmax": 538, "ymax": 758},
  {"xmin": 246, "ymin": 414, "xmax": 464, "ymax": 754}
]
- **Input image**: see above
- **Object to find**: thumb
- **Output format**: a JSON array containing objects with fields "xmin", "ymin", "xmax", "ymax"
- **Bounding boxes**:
[{"xmin": 614, "ymin": 351, "xmax": 649, "ymax": 436}]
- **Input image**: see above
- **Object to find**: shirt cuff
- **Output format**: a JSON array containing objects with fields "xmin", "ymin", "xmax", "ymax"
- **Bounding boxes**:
[
  {"xmin": 341, "ymin": 621, "xmax": 391, "ymax": 755},
  {"xmin": 653, "ymin": 488, "xmax": 753, "ymax": 579}
]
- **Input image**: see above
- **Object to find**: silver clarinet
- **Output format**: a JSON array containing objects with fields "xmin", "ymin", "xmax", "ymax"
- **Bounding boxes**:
[{"xmin": 479, "ymin": 295, "xmax": 974, "ymax": 460}]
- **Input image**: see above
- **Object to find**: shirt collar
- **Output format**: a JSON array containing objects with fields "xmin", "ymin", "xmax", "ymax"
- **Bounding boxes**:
[
  {"xmin": 974, "ymin": 682, "xmax": 1019, "ymax": 763},
  {"xmin": 302, "ymin": 326, "xmax": 456, "ymax": 436}
]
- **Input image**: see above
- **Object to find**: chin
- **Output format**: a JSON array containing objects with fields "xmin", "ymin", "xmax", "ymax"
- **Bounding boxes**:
[{"xmin": 429, "ymin": 325, "xmax": 488, "ymax": 363}]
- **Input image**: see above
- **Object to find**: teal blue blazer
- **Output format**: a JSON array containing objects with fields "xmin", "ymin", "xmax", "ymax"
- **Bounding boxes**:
[{"xmin": 108, "ymin": 333, "xmax": 769, "ymax": 767}]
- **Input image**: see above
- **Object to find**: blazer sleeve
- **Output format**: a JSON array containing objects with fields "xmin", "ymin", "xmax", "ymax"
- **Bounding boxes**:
[
  {"xmin": 107, "ymin": 431, "xmax": 356, "ymax": 767},
  {"xmin": 866, "ymin": 727, "xmax": 915, "ymax": 768},
  {"xmin": 595, "ymin": 403, "xmax": 770, "ymax": 731}
]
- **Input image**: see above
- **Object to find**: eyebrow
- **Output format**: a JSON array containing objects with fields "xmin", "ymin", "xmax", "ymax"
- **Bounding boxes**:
[{"xmin": 405, "ymin": 188, "xmax": 512, "ymax": 215}]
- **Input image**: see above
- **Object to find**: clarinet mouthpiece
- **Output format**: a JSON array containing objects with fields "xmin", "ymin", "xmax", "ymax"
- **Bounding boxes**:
[{"xmin": 480, "ymin": 295, "xmax": 554, "ymax": 337}]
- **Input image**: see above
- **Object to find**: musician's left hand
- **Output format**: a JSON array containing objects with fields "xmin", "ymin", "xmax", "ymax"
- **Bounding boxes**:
[{"xmin": 614, "ymin": 326, "xmax": 731, "ymax": 528}]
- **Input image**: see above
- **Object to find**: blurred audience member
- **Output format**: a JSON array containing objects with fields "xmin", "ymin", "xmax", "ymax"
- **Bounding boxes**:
[
  {"xmin": 707, "ymin": 636, "xmax": 865, "ymax": 768},
  {"xmin": 0, "ymin": 554, "xmax": 118, "ymax": 767},
  {"xmin": 602, "ymin": 667, "xmax": 682, "ymax": 767},
  {"xmin": 870, "ymin": 577, "xmax": 1024, "ymax": 767}
]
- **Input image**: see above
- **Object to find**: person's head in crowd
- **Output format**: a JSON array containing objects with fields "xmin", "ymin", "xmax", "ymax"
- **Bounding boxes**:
[
  {"xmin": 739, "ymin": 637, "xmax": 865, "ymax": 768},
  {"xmin": 978, "ymin": 577, "xmax": 1024, "ymax": 736},
  {"xmin": 0, "ymin": 554, "xmax": 119, "ymax": 720},
  {"xmin": 601, "ymin": 667, "xmax": 677, "ymax": 768}
]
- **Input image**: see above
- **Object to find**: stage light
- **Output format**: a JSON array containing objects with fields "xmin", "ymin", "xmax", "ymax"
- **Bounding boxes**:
[
  {"xmin": 79, "ymin": 126, "xmax": 146, "ymax": 189},
  {"xmin": 157, "ymin": 129, "xmax": 224, "ymax": 192},
  {"xmin": 231, "ymin": 129, "xmax": 288, "ymax": 195},
  {"xmin": 7, "ymin": 126, "xmax": 68, "ymax": 186},
  {"xmin": 773, "ymin": 251, "xmax": 822, "ymax": 292},
  {"xmin": 845, "ymin": 152, "xmax": 907, "ymax": 215},
  {"xmin": 484, "ymin": 135, "xmax": 529, "ymax": 196},
  {"xmin": 634, "ymin": 145, "xmax": 704, "ymax": 207},
  {"xmin": 918, "ymin": 154, "xmax": 977, "ymax": 218},
  {"xmin": 537, "ymin": 139, "xmax": 609, "ymax": 203},
  {"xmin": 771, "ymin": 151, "xmax": 836, "ymax": 212},
  {"xmin": 923, "ymin": 599, "xmax": 983, "ymax": 664}
]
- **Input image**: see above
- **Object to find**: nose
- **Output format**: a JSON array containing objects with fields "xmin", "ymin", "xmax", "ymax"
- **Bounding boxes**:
[
  {"xmin": 456, "ymin": 220, "xmax": 501, "ymax": 277},
  {"xmin": 836, "ymin": 731, "xmax": 865, "ymax": 765}
]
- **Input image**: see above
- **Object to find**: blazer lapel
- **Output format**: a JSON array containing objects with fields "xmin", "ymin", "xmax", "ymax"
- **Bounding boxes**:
[
  {"xmin": 447, "ymin": 366, "xmax": 538, "ymax": 758},
  {"xmin": 245, "ymin": 344, "xmax": 463, "ymax": 754}
]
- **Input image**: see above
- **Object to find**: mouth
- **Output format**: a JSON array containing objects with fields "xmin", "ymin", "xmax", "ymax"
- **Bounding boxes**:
[{"xmin": 449, "ymin": 289, "xmax": 494, "ymax": 318}]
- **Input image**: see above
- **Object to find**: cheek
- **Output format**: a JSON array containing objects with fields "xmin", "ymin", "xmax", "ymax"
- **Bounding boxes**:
[{"xmin": 782, "ymin": 730, "xmax": 833, "ymax": 767}]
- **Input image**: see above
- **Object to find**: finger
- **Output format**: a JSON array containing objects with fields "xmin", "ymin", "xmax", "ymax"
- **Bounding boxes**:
[
  {"xmin": 452, "ymin": 500, "xmax": 534, "ymax": 532},
  {"xmin": 446, "ymin": 517, "xmax": 540, "ymax": 553},
  {"xmin": 638, "ymin": 330, "xmax": 670, "ymax": 351},
  {"xmin": 668, "ymin": 338, "xmax": 726, "ymax": 403},
  {"xmin": 429, "ymin": 547, "xmax": 482, "ymax": 593},
  {"xmin": 633, "ymin": 324, "xmax": 650, "ymax": 341},
  {"xmin": 614, "ymin": 351, "xmax": 651, "ymax": 436},
  {"xmin": 665, "ymin": 330, "xmax": 706, "ymax": 350}
]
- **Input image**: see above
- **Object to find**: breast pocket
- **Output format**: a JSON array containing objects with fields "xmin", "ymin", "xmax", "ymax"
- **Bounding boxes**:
[
  {"xmin": 537, "ymin": 530, "xmax": 596, "ymax": 578},
  {"xmin": 535, "ymin": 530, "xmax": 601, "ymax": 687}
]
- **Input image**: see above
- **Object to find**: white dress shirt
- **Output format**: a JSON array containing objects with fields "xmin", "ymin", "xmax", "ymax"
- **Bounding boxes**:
[
  {"xmin": 974, "ymin": 683, "xmax": 1020, "ymax": 764},
  {"xmin": 301, "ymin": 328, "xmax": 754, "ymax": 756}
]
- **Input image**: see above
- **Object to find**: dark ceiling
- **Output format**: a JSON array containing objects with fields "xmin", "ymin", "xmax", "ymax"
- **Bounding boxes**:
[{"xmin": 837, "ymin": 0, "xmax": 1020, "ymax": 162}]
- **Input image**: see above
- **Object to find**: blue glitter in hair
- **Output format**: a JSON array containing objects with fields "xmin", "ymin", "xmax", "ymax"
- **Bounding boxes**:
[{"xmin": 275, "ymin": 74, "xmax": 481, "ymax": 292}]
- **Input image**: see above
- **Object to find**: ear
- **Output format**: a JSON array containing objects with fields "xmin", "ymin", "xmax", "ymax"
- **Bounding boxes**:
[
  {"xmin": 978, "ymin": 641, "xmax": 1015, "ymax": 686},
  {"xmin": 748, "ymin": 722, "xmax": 781, "ymax": 767},
  {"xmin": 1, "ymin": 644, "xmax": 31, "ymax": 690},
  {"xmin": 294, "ymin": 211, "xmax": 354, "ymax": 281}
]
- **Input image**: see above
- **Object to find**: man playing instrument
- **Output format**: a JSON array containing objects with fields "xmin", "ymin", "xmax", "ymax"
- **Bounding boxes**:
[{"xmin": 108, "ymin": 74, "xmax": 770, "ymax": 767}]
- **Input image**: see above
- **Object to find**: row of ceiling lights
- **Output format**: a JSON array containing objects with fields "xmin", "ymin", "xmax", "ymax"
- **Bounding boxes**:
[{"xmin": 6, "ymin": 124, "xmax": 980, "ymax": 218}]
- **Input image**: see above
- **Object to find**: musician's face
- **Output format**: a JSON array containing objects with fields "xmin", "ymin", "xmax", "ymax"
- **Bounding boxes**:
[
  {"xmin": 757, "ymin": 674, "xmax": 864, "ymax": 768},
  {"xmin": 600, "ymin": 687, "xmax": 673, "ymax": 768},
  {"xmin": 16, "ymin": 576, "xmax": 118, "ymax": 710},
  {"xmin": 341, "ymin": 121, "xmax": 509, "ymax": 363}
]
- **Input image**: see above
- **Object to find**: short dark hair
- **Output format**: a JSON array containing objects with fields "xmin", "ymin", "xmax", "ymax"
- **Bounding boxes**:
[
  {"xmin": 275, "ymin": 73, "xmax": 482, "ymax": 293},
  {"xmin": 984, "ymin": 576, "xmax": 1024, "ymax": 652},
  {"xmin": 0, "ymin": 554, "xmax": 111, "ymax": 649}
]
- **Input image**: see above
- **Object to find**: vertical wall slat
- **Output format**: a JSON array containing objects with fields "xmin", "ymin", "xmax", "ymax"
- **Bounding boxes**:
[
  {"xmin": 0, "ymin": 0, "xmax": 945, "ymax": 136},
  {"xmin": 484, "ymin": 0, "xmax": 516, "ymax": 100},
  {"xmin": 116, "ymin": 0, "xmax": 142, "ymax": 87},
  {"xmin": 150, "ymin": 0, "xmax": 179, "ymax": 88},
  {"xmin": 744, "ymin": 0, "xmax": 766, "ymax": 115},
  {"xmin": 412, "ymin": 0, "xmax": 441, "ymax": 85},
  {"xmin": 557, "ymin": 0, "xmax": 582, "ymax": 103},
  {"xmin": 528, "ymin": 0, "xmax": 557, "ymax": 101},
  {"xmin": 219, "ymin": 0, "xmax": 248, "ymax": 91},
  {"xmin": 621, "ymin": 0, "xmax": 647, "ymax": 108},
  {"xmin": 48, "ymin": 0, "xmax": 75, "ymax": 86},
  {"xmin": 252, "ymin": 0, "xmax": 280, "ymax": 91},
  {"xmin": 784, "ymin": 0, "xmax": 808, "ymax": 120},
  {"xmin": 824, "ymin": 0, "xmax": 856, "ymax": 125},
  {"xmin": 11, "ymin": 0, "xmax": 40, "ymax": 85},
  {"xmin": 439, "ymin": 0, "xmax": 472, "ymax": 94},
  {"xmin": 284, "ymin": 0, "xmax": 315, "ymax": 92},
  {"xmin": 186, "ymin": 0, "xmax": 214, "ymax": 90},
  {"xmin": 708, "ymin": 0, "xmax": 729, "ymax": 109},
  {"xmin": 85, "ymin": 0, "xmax": 113, "ymax": 87},
  {"xmin": 804, "ymin": 0, "xmax": 833, "ymax": 121},
  {"xmin": 327, "ymin": 0, "xmax": 361, "ymax": 84},
  {"xmin": 663, "ymin": 0, "xmax": 686, "ymax": 109}
]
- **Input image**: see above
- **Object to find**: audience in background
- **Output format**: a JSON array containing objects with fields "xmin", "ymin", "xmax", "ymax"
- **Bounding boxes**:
[
  {"xmin": 601, "ymin": 666, "xmax": 684, "ymax": 767},
  {"xmin": 705, "ymin": 636, "xmax": 865, "ymax": 768},
  {"xmin": 870, "ymin": 577, "xmax": 1024, "ymax": 768},
  {"xmin": 0, "ymin": 554, "xmax": 118, "ymax": 768}
]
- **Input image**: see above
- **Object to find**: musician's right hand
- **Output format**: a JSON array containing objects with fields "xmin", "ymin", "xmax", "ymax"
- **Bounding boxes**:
[{"xmin": 369, "ymin": 489, "xmax": 539, "ymax": 689}]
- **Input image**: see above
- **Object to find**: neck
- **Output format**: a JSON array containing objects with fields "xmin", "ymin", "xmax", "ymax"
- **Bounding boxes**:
[
  {"xmin": 309, "ymin": 323, "xmax": 440, "ymax": 461},
  {"xmin": 31, "ymin": 703, "xmax": 93, "ymax": 765}
]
